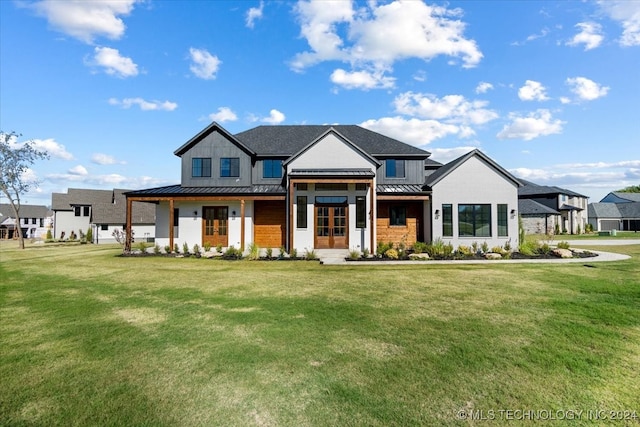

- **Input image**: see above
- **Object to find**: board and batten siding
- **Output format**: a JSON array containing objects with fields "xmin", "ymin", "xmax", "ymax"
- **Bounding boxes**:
[
  {"xmin": 180, "ymin": 130, "xmax": 252, "ymax": 187},
  {"xmin": 430, "ymin": 155, "xmax": 519, "ymax": 249},
  {"xmin": 376, "ymin": 159, "xmax": 424, "ymax": 185}
]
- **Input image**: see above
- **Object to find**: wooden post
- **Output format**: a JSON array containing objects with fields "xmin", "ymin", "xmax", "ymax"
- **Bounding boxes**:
[
  {"xmin": 125, "ymin": 197, "xmax": 133, "ymax": 252},
  {"xmin": 369, "ymin": 179, "xmax": 375, "ymax": 251},
  {"xmin": 168, "ymin": 198, "xmax": 175, "ymax": 251},
  {"xmin": 288, "ymin": 179, "xmax": 295, "ymax": 252},
  {"xmin": 240, "ymin": 199, "xmax": 245, "ymax": 252}
]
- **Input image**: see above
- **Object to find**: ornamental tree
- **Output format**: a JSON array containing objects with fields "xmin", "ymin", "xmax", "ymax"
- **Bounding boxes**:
[{"xmin": 0, "ymin": 131, "xmax": 49, "ymax": 249}]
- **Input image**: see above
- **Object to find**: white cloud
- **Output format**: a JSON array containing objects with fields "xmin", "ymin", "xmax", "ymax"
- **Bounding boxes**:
[
  {"xmin": 566, "ymin": 77, "xmax": 609, "ymax": 101},
  {"xmin": 291, "ymin": 0, "xmax": 482, "ymax": 76},
  {"xmin": 68, "ymin": 165, "xmax": 88, "ymax": 176},
  {"xmin": 567, "ymin": 22, "xmax": 604, "ymax": 50},
  {"xmin": 30, "ymin": 0, "xmax": 139, "ymax": 44},
  {"xmin": 261, "ymin": 109, "xmax": 286, "ymax": 124},
  {"xmin": 108, "ymin": 97, "xmax": 178, "ymax": 111},
  {"xmin": 597, "ymin": 0, "xmax": 640, "ymax": 47},
  {"xmin": 393, "ymin": 92, "xmax": 498, "ymax": 125},
  {"xmin": 91, "ymin": 46, "xmax": 138, "ymax": 78},
  {"xmin": 91, "ymin": 153, "xmax": 125, "ymax": 165},
  {"xmin": 189, "ymin": 47, "xmax": 221, "ymax": 80},
  {"xmin": 475, "ymin": 82, "xmax": 494, "ymax": 94},
  {"xmin": 360, "ymin": 116, "xmax": 460, "ymax": 146},
  {"xmin": 555, "ymin": 160, "xmax": 640, "ymax": 169},
  {"xmin": 559, "ymin": 97, "xmax": 571, "ymax": 104},
  {"xmin": 428, "ymin": 146, "xmax": 478, "ymax": 164},
  {"xmin": 518, "ymin": 80, "xmax": 549, "ymax": 101},
  {"xmin": 497, "ymin": 109, "xmax": 565, "ymax": 141},
  {"xmin": 209, "ymin": 107, "xmax": 238, "ymax": 123},
  {"xmin": 246, "ymin": 1, "xmax": 264, "ymax": 29},
  {"xmin": 330, "ymin": 68, "xmax": 395, "ymax": 90},
  {"xmin": 31, "ymin": 138, "xmax": 74, "ymax": 160}
]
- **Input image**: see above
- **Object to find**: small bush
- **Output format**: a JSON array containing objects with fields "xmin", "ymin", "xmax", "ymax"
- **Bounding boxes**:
[
  {"xmin": 519, "ymin": 238, "xmax": 539, "ymax": 256},
  {"xmin": 376, "ymin": 241, "xmax": 393, "ymax": 257},
  {"xmin": 45, "ymin": 229, "xmax": 53, "ymax": 240},
  {"xmin": 290, "ymin": 248, "xmax": 298, "ymax": 259},
  {"xmin": 557, "ymin": 241, "xmax": 570, "ymax": 250},
  {"xmin": 348, "ymin": 249, "xmax": 360, "ymax": 260},
  {"xmin": 203, "ymin": 242, "xmax": 212, "ymax": 252},
  {"xmin": 137, "ymin": 242, "xmax": 148, "ymax": 253},
  {"xmin": 224, "ymin": 246, "xmax": 242, "ymax": 259},
  {"xmin": 164, "ymin": 245, "xmax": 171, "ymax": 254},
  {"xmin": 192, "ymin": 244, "xmax": 201, "ymax": 256},
  {"xmin": 538, "ymin": 243, "xmax": 552, "ymax": 255},
  {"xmin": 305, "ymin": 248, "xmax": 318, "ymax": 260},
  {"xmin": 456, "ymin": 245, "xmax": 473, "ymax": 257},
  {"xmin": 481, "ymin": 241, "xmax": 489, "ymax": 254},
  {"xmin": 385, "ymin": 248, "xmax": 399, "ymax": 259},
  {"xmin": 266, "ymin": 248, "xmax": 273, "ymax": 259},
  {"xmin": 247, "ymin": 242, "xmax": 260, "ymax": 260},
  {"xmin": 503, "ymin": 239, "xmax": 512, "ymax": 252},
  {"xmin": 174, "ymin": 243, "xmax": 179, "ymax": 254},
  {"xmin": 182, "ymin": 242, "xmax": 190, "ymax": 255},
  {"xmin": 413, "ymin": 241, "xmax": 429, "ymax": 254},
  {"xmin": 278, "ymin": 246, "xmax": 287, "ymax": 258},
  {"xmin": 154, "ymin": 244, "xmax": 161, "ymax": 255},
  {"xmin": 216, "ymin": 243, "xmax": 223, "ymax": 253},
  {"xmin": 443, "ymin": 242, "xmax": 454, "ymax": 257},
  {"xmin": 490, "ymin": 246, "xmax": 505, "ymax": 255},
  {"xmin": 85, "ymin": 227, "xmax": 93, "ymax": 243},
  {"xmin": 471, "ymin": 241, "xmax": 479, "ymax": 253},
  {"xmin": 362, "ymin": 248, "xmax": 370, "ymax": 258}
]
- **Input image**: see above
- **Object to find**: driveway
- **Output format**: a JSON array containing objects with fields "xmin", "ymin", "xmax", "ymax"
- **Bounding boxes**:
[{"xmin": 558, "ymin": 239, "xmax": 640, "ymax": 246}]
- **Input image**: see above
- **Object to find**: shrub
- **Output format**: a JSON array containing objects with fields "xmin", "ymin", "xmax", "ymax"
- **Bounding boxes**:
[
  {"xmin": 216, "ymin": 243, "xmax": 223, "ymax": 253},
  {"xmin": 266, "ymin": 248, "xmax": 273, "ymax": 259},
  {"xmin": 174, "ymin": 243, "xmax": 179, "ymax": 254},
  {"xmin": 586, "ymin": 223, "xmax": 593, "ymax": 233},
  {"xmin": 224, "ymin": 246, "xmax": 242, "ymax": 259},
  {"xmin": 362, "ymin": 248, "xmax": 370, "ymax": 258},
  {"xmin": 443, "ymin": 242, "xmax": 454, "ymax": 257},
  {"xmin": 154, "ymin": 244, "xmax": 161, "ymax": 255},
  {"xmin": 557, "ymin": 241, "xmax": 570, "ymax": 250},
  {"xmin": 348, "ymin": 249, "xmax": 360, "ymax": 260},
  {"xmin": 182, "ymin": 242, "xmax": 190, "ymax": 255},
  {"xmin": 481, "ymin": 241, "xmax": 489, "ymax": 254},
  {"xmin": 203, "ymin": 242, "xmax": 212, "ymax": 252},
  {"xmin": 384, "ymin": 248, "xmax": 399, "ymax": 259},
  {"xmin": 85, "ymin": 227, "xmax": 92, "ymax": 243},
  {"xmin": 491, "ymin": 246, "xmax": 505, "ymax": 255},
  {"xmin": 290, "ymin": 248, "xmax": 298, "ymax": 259},
  {"xmin": 376, "ymin": 241, "xmax": 393, "ymax": 257},
  {"xmin": 45, "ymin": 229, "xmax": 53, "ymax": 240},
  {"xmin": 456, "ymin": 245, "xmax": 473, "ymax": 257},
  {"xmin": 164, "ymin": 245, "xmax": 172, "ymax": 254},
  {"xmin": 247, "ymin": 242, "xmax": 260, "ymax": 260},
  {"xmin": 137, "ymin": 242, "xmax": 149, "ymax": 253},
  {"xmin": 503, "ymin": 239, "xmax": 512, "ymax": 252},
  {"xmin": 413, "ymin": 241, "xmax": 429, "ymax": 254},
  {"xmin": 538, "ymin": 243, "xmax": 552, "ymax": 255},
  {"xmin": 305, "ymin": 248, "xmax": 318, "ymax": 260},
  {"xmin": 192, "ymin": 244, "xmax": 201, "ymax": 256},
  {"xmin": 554, "ymin": 223, "xmax": 560, "ymax": 235},
  {"xmin": 427, "ymin": 238, "xmax": 447, "ymax": 257},
  {"xmin": 518, "ymin": 237, "xmax": 539, "ymax": 256},
  {"xmin": 278, "ymin": 246, "xmax": 287, "ymax": 259}
]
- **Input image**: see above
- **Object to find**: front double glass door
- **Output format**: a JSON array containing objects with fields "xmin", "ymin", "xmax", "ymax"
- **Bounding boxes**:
[{"xmin": 315, "ymin": 205, "xmax": 348, "ymax": 249}]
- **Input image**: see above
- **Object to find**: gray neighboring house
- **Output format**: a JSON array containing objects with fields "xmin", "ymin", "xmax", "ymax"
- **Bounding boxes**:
[
  {"xmin": 52, "ymin": 188, "xmax": 156, "ymax": 243},
  {"xmin": 517, "ymin": 179, "xmax": 589, "ymax": 234},
  {"xmin": 588, "ymin": 191, "xmax": 640, "ymax": 232},
  {"xmin": 0, "ymin": 203, "xmax": 52, "ymax": 239}
]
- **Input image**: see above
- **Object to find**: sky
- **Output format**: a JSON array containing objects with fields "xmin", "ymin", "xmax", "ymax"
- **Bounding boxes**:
[{"xmin": 1, "ymin": 0, "xmax": 639, "ymax": 208}]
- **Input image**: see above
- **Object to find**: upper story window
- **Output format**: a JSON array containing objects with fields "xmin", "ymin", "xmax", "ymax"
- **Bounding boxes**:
[
  {"xmin": 385, "ymin": 159, "xmax": 405, "ymax": 178},
  {"xmin": 220, "ymin": 157, "xmax": 240, "ymax": 177},
  {"xmin": 192, "ymin": 158, "xmax": 212, "ymax": 178},
  {"xmin": 263, "ymin": 159, "xmax": 283, "ymax": 178}
]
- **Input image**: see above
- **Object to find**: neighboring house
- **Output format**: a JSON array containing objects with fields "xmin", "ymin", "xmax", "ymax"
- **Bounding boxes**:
[
  {"xmin": 588, "ymin": 191, "xmax": 640, "ymax": 231},
  {"xmin": 517, "ymin": 179, "xmax": 588, "ymax": 234},
  {"xmin": 126, "ymin": 123, "xmax": 522, "ymax": 253},
  {"xmin": 52, "ymin": 188, "xmax": 156, "ymax": 243},
  {"xmin": 0, "ymin": 204, "xmax": 52, "ymax": 239}
]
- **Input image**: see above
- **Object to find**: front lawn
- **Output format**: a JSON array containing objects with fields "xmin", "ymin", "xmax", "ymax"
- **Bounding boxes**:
[{"xmin": 1, "ymin": 242, "xmax": 639, "ymax": 426}]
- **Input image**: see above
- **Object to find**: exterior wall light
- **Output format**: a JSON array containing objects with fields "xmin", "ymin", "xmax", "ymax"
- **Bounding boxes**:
[{"xmin": 434, "ymin": 209, "xmax": 440, "ymax": 219}]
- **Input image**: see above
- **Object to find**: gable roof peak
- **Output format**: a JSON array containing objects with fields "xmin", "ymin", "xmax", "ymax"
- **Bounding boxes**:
[{"xmin": 173, "ymin": 121, "xmax": 256, "ymax": 157}]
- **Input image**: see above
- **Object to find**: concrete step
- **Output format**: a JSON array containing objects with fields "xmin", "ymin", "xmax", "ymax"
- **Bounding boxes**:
[{"xmin": 315, "ymin": 249, "xmax": 349, "ymax": 265}]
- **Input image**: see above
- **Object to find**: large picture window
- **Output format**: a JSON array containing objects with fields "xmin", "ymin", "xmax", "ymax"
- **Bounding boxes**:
[
  {"xmin": 296, "ymin": 196, "xmax": 307, "ymax": 228},
  {"xmin": 458, "ymin": 204, "xmax": 491, "ymax": 237},
  {"xmin": 442, "ymin": 204, "xmax": 453, "ymax": 237},
  {"xmin": 498, "ymin": 204, "xmax": 508, "ymax": 237},
  {"xmin": 390, "ymin": 206, "xmax": 406, "ymax": 226},
  {"xmin": 220, "ymin": 158, "xmax": 240, "ymax": 177},
  {"xmin": 192, "ymin": 158, "xmax": 212, "ymax": 177},
  {"xmin": 385, "ymin": 159, "xmax": 405, "ymax": 178},
  {"xmin": 263, "ymin": 159, "xmax": 283, "ymax": 178}
]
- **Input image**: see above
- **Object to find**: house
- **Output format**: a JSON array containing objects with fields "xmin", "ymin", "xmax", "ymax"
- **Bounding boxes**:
[
  {"xmin": 125, "ymin": 123, "xmax": 522, "ymax": 253},
  {"xmin": 52, "ymin": 188, "xmax": 156, "ymax": 243},
  {"xmin": 588, "ymin": 191, "xmax": 640, "ymax": 232},
  {"xmin": 517, "ymin": 179, "xmax": 588, "ymax": 234},
  {"xmin": 0, "ymin": 204, "xmax": 52, "ymax": 239}
]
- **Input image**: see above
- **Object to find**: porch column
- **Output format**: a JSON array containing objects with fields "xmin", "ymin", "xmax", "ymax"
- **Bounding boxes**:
[
  {"xmin": 125, "ymin": 197, "xmax": 133, "ymax": 252},
  {"xmin": 168, "ymin": 198, "xmax": 175, "ymax": 250},
  {"xmin": 369, "ymin": 178, "xmax": 375, "ymax": 250},
  {"xmin": 240, "ymin": 199, "xmax": 245, "ymax": 252},
  {"xmin": 288, "ymin": 179, "xmax": 294, "ymax": 252}
]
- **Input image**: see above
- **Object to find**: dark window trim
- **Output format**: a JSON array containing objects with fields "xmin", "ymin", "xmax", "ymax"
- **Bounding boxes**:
[
  {"xmin": 498, "ymin": 204, "xmax": 508, "ymax": 237},
  {"xmin": 192, "ymin": 157, "xmax": 212, "ymax": 178},
  {"xmin": 356, "ymin": 196, "xmax": 366, "ymax": 228},
  {"xmin": 263, "ymin": 159, "xmax": 283, "ymax": 179},
  {"xmin": 442, "ymin": 204, "xmax": 453, "ymax": 237},
  {"xmin": 458, "ymin": 204, "xmax": 491, "ymax": 237},
  {"xmin": 220, "ymin": 157, "xmax": 240, "ymax": 178},
  {"xmin": 296, "ymin": 196, "xmax": 307, "ymax": 228},
  {"xmin": 389, "ymin": 205, "xmax": 407, "ymax": 226},
  {"xmin": 385, "ymin": 159, "xmax": 406, "ymax": 179}
]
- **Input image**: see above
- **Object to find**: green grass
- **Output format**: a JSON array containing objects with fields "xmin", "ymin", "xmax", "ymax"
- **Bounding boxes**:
[{"xmin": 1, "ymin": 241, "xmax": 639, "ymax": 426}]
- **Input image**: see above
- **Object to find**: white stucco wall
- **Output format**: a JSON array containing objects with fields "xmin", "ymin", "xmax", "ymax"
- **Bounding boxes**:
[
  {"xmin": 430, "ymin": 155, "xmax": 519, "ymax": 249},
  {"xmin": 287, "ymin": 133, "xmax": 375, "ymax": 172},
  {"xmin": 54, "ymin": 211, "xmax": 90, "ymax": 239}
]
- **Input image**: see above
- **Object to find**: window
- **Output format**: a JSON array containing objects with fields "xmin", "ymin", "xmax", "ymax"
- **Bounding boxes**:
[
  {"xmin": 315, "ymin": 196, "xmax": 347, "ymax": 204},
  {"xmin": 220, "ymin": 158, "xmax": 240, "ymax": 177},
  {"xmin": 173, "ymin": 208, "xmax": 179, "ymax": 227},
  {"xmin": 442, "ymin": 204, "xmax": 453, "ymax": 237},
  {"xmin": 296, "ymin": 183, "xmax": 308, "ymax": 191},
  {"xmin": 101, "ymin": 224, "xmax": 108, "ymax": 231},
  {"xmin": 356, "ymin": 196, "xmax": 366, "ymax": 228},
  {"xmin": 390, "ymin": 206, "xmax": 406, "ymax": 226},
  {"xmin": 83, "ymin": 206, "xmax": 90, "ymax": 217},
  {"xmin": 315, "ymin": 183, "xmax": 348, "ymax": 191},
  {"xmin": 458, "ymin": 204, "xmax": 491, "ymax": 237},
  {"xmin": 31, "ymin": 218, "xmax": 37, "ymax": 224},
  {"xmin": 192, "ymin": 158, "xmax": 212, "ymax": 177},
  {"xmin": 262, "ymin": 159, "xmax": 283, "ymax": 178},
  {"xmin": 39, "ymin": 219, "xmax": 44, "ymax": 227},
  {"xmin": 296, "ymin": 196, "xmax": 307, "ymax": 228},
  {"xmin": 74, "ymin": 206, "xmax": 81, "ymax": 217},
  {"xmin": 498, "ymin": 204, "xmax": 508, "ymax": 237},
  {"xmin": 385, "ymin": 159, "xmax": 405, "ymax": 178},
  {"xmin": 355, "ymin": 183, "xmax": 368, "ymax": 191}
]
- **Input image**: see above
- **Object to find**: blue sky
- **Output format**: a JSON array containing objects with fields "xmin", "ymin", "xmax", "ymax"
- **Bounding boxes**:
[{"xmin": 1, "ymin": 0, "xmax": 638, "ymax": 207}]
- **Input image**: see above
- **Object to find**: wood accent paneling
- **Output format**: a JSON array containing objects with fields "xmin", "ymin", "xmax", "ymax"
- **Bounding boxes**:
[
  {"xmin": 376, "ymin": 201, "xmax": 424, "ymax": 247},
  {"xmin": 254, "ymin": 201, "xmax": 286, "ymax": 247}
]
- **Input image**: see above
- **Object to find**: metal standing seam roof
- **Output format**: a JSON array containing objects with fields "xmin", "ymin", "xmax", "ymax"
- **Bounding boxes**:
[
  {"xmin": 377, "ymin": 184, "xmax": 426, "ymax": 194},
  {"xmin": 289, "ymin": 168, "xmax": 375, "ymax": 178},
  {"xmin": 126, "ymin": 184, "xmax": 287, "ymax": 197}
]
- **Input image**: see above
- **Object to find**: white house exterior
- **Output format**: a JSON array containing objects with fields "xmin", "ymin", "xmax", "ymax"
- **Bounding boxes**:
[
  {"xmin": 0, "ymin": 204, "xmax": 51, "ymax": 239},
  {"xmin": 126, "ymin": 123, "xmax": 522, "ymax": 254}
]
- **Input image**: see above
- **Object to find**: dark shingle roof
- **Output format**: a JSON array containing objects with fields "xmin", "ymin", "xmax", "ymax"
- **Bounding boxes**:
[
  {"xmin": 518, "ymin": 179, "xmax": 587, "ymax": 198},
  {"xmin": 0, "ymin": 204, "xmax": 50, "ymax": 218},
  {"xmin": 92, "ymin": 201, "xmax": 155, "ymax": 224},
  {"xmin": 234, "ymin": 125, "xmax": 430, "ymax": 158},
  {"xmin": 518, "ymin": 199, "xmax": 560, "ymax": 216},
  {"xmin": 601, "ymin": 192, "xmax": 640, "ymax": 203},
  {"xmin": 588, "ymin": 203, "xmax": 621, "ymax": 218},
  {"xmin": 52, "ymin": 188, "xmax": 113, "ymax": 210},
  {"xmin": 618, "ymin": 202, "xmax": 640, "ymax": 218},
  {"xmin": 423, "ymin": 149, "xmax": 521, "ymax": 189}
]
